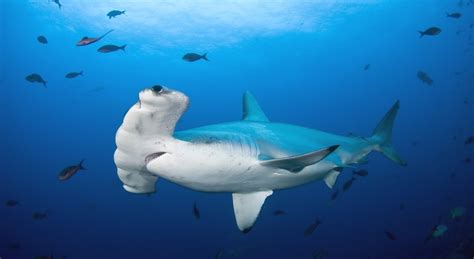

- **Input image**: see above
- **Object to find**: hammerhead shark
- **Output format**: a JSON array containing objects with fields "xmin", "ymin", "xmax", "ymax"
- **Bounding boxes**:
[
  {"xmin": 114, "ymin": 85, "xmax": 406, "ymax": 232},
  {"xmin": 76, "ymin": 30, "xmax": 113, "ymax": 47}
]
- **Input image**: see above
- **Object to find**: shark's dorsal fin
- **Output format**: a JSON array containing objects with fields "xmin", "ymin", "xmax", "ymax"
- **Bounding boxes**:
[
  {"xmin": 242, "ymin": 91, "xmax": 269, "ymax": 122},
  {"xmin": 232, "ymin": 190, "xmax": 273, "ymax": 233},
  {"xmin": 260, "ymin": 145, "xmax": 339, "ymax": 173}
]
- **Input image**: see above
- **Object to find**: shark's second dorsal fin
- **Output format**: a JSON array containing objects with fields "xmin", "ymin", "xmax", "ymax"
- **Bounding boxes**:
[
  {"xmin": 242, "ymin": 91, "xmax": 269, "ymax": 122},
  {"xmin": 260, "ymin": 145, "xmax": 339, "ymax": 173}
]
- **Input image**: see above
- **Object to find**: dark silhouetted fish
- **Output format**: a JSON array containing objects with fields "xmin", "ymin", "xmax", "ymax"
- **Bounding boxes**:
[
  {"xmin": 312, "ymin": 249, "xmax": 328, "ymax": 259},
  {"xmin": 304, "ymin": 218, "xmax": 321, "ymax": 237},
  {"xmin": 447, "ymin": 12, "xmax": 462, "ymax": 18},
  {"xmin": 417, "ymin": 71, "xmax": 433, "ymax": 85},
  {"xmin": 32, "ymin": 211, "xmax": 48, "ymax": 220},
  {"xmin": 52, "ymin": 0, "xmax": 61, "ymax": 9},
  {"xmin": 193, "ymin": 202, "xmax": 200, "ymax": 219},
  {"xmin": 465, "ymin": 135, "xmax": 474, "ymax": 144},
  {"xmin": 37, "ymin": 35, "xmax": 48, "ymax": 44},
  {"xmin": 65, "ymin": 71, "xmax": 83, "ymax": 78},
  {"xmin": 364, "ymin": 64, "xmax": 370, "ymax": 70},
  {"xmin": 5, "ymin": 200, "xmax": 20, "ymax": 207},
  {"xmin": 399, "ymin": 203, "xmax": 405, "ymax": 210},
  {"xmin": 353, "ymin": 169, "xmax": 368, "ymax": 177},
  {"xmin": 7, "ymin": 243, "xmax": 21, "ymax": 250},
  {"xmin": 273, "ymin": 210, "xmax": 286, "ymax": 216},
  {"xmin": 25, "ymin": 73, "xmax": 47, "ymax": 87},
  {"xmin": 331, "ymin": 189, "xmax": 339, "ymax": 200},
  {"xmin": 107, "ymin": 10, "xmax": 125, "ymax": 19},
  {"xmin": 182, "ymin": 53, "xmax": 209, "ymax": 62},
  {"xmin": 98, "ymin": 44, "xmax": 126, "ymax": 53},
  {"xmin": 464, "ymin": 157, "xmax": 471, "ymax": 163},
  {"xmin": 450, "ymin": 172, "xmax": 456, "ymax": 179},
  {"xmin": 384, "ymin": 230, "xmax": 396, "ymax": 240},
  {"xmin": 418, "ymin": 27, "xmax": 441, "ymax": 37},
  {"xmin": 342, "ymin": 177, "xmax": 356, "ymax": 192},
  {"xmin": 76, "ymin": 30, "xmax": 113, "ymax": 46},
  {"xmin": 58, "ymin": 159, "xmax": 86, "ymax": 181}
]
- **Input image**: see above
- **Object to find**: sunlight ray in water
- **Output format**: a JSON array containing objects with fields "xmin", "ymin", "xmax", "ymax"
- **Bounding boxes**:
[{"xmin": 29, "ymin": 0, "xmax": 379, "ymax": 49}]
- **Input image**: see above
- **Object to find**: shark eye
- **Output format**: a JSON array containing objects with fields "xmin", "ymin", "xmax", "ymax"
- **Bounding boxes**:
[{"xmin": 151, "ymin": 85, "xmax": 164, "ymax": 94}]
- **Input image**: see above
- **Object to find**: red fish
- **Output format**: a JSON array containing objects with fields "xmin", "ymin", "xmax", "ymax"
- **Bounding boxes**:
[{"xmin": 76, "ymin": 30, "xmax": 113, "ymax": 46}]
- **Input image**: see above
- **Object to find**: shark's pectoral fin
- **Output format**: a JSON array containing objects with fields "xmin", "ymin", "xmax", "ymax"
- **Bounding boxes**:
[
  {"xmin": 259, "ymin": 145, "xmax": 339, "ymax": 173},
  {"xmin": 323, "ymin": 167, "xmax": 343, "ymax": 189},
  {"xmin": 232, "ymin": 190, "xmax": 273, "ymax": 233}
]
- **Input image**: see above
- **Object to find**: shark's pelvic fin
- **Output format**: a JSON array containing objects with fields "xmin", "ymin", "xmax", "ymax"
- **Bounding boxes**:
[
  {"xmin": 232, "ymin": 190, "xmax": 273, "ymax": 233},
  {"xmin": 324, "ymin": 167, "xmax": 343, "ymax": 189},
  {"xmin": 369, "ymin": 100, "xmax": 407, "ymax": 166},
  {"xmin": 242, "ymin": 91, "xmax": 269, "ymax": 122},
  {"xmin": 259, "ymin": 145, "xmax": 339, "ymax": 173}
]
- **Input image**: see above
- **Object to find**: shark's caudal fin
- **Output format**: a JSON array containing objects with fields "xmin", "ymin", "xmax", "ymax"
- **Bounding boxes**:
[
  {"xmin": 368, "ymin": 100, "xmax": 406, "ymax": 166},
  {"xmin": 242, "ymin": 92, "xmax": 269, "ymax": 122},
  {"xmin": 232, "ymin": 190, "xmax": 273, "ymax": 233}
]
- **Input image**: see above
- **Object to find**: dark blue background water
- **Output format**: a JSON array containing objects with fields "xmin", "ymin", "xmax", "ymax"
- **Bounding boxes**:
[{"xmin": 1, "ymin": 1, "xmax": 473, "ymax": 258}]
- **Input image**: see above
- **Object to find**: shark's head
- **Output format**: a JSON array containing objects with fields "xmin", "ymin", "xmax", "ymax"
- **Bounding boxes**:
[{"xmin": 114, "ymin": 85, "xmax": 189, "ymax": 194}]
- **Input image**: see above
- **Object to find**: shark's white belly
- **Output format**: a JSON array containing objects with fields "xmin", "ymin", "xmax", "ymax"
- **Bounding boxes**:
[{"xmin": 146, "ymin": 142, "xmax": 336, "ymax": 193}]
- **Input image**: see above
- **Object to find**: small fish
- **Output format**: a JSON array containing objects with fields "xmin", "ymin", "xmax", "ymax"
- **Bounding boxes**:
[
  {"xmin": 215, "ymin": 251, "xmax": 223, "ymax": 259},
  {"xmin": 52, "ymin": 0, "xmax": 61, "ymax": 9},
  {"xmin": 353, "ymin": 169, "xmax": 368, "ymax": 177},
  {"xmin": 193, "ymin": 202, "xmax": 200, "ymax": 219},
  {"xmin": 399, "ymin": 203, "xmax": 405, "ymax": 210},
  {"xmin": 330, "ymin": 189, "xmax": 339, "ymax": 200},
  {"xmin": 426, "ymin": 224, "xmax": 448, "ymax": 242},
  {"xmin": 450, "ymin": 172, "xmax": 456, "ymax": 179},
  {"xmin": 65, "ymin": 71, "xmax": 83, "ymax": 78},
  {"xmin": 107, "ymin": 10, "xmax": 125, "ymax": 19},
  {"xmin": 451, "ymin": 207, "xmax": 466, "ymax": 220},
  {"xmin": 25, "ymin": 73, "xmax": 47, "ymax": 87},
  {"xmin": 37, "ymin": 35, "xmax": 48, "ymax": 44},
  {"xmin": 304, "ymin": 218, "xmax": 321, "ymax": 237},
  {"xmin": 7, "ymin": 243, "xmax": 21, "ymax": 250},
  {"xmin": 418, "ymin": 27, "xmax": 442, "ymax": 37},
  {"xmin": 342, "ymin": 177, "xmax": 356, "ymax": 192},
  {"xmin": 32, "ymin": 211, "xmax": 48, "ymax": 220},
  {"xmin": 417, "ymin": 71, "xmax": 433, "ymax": 85},
  {"xmin": 5, "ymin": 200, "xmax": 20, "ymax": 207},
  {"xmin": 182, "ymin": 53, "xmax": 209, "ymax": 62},
  {"xmin": 465, "ymin": 135, "xmax": 474, "ymax": 144},
  {"xmin": 312, "ymin": 249, "xmax": 328, "ymax": 259},
  {"xmin": 364, "ymin": 64, "xmax": 370, "ymax": 70},
  {"xmin": 273, "ymin": 210, "xmax": 286, "ymax": 216},
  {"xmin": 446, "ymin": 12, "xmax": 462, "ymax": 18},
  {"xmin": 384, "ymin": 230, "xmax": 396, "ymax": 240},
  {"xmin": 76, "ymin": 30, "xmax": 114, "ymax": 46},
  {"xmin": 465, "ymin": 157, "xmax": 471, "ymax": 163},
  {"xmin": 98, "ymin": 44, "xmax": 127, "ymax": 53},
  {"xmin": 59, "ymin": 159, "xmax": 86, "ymax": 181}
]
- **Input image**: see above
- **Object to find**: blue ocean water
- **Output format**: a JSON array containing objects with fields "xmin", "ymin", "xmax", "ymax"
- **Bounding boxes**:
[{"xmin": 1, "ymin": 0, "xmax": 473, "ymax": 258}]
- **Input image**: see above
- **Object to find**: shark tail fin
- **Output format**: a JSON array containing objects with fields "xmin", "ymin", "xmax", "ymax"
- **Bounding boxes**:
[
  {"xmin": 368, "ymin": 100, "xmax": 406, "ymax": 166},
  {"xmin": 418, "ymin": 31, "xmax": 425, "ymax": 38},
  {"xmin": 201, "ymin": 53, "xmax": 209, "ymax": 61}
]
